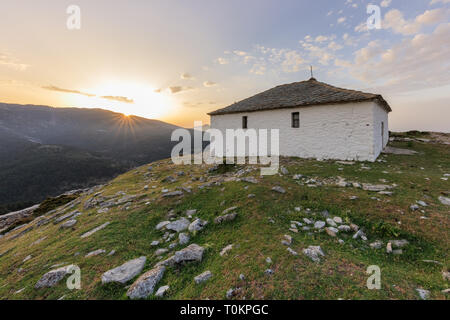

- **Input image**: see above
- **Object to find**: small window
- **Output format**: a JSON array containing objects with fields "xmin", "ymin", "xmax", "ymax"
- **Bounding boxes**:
[
  {"xmin": 292, "ymin": 112, "xmax": 299, "ymax": 128},
  {"xmin": 242, "ymin": 116, "xmax": 248, "ymax": 129}
]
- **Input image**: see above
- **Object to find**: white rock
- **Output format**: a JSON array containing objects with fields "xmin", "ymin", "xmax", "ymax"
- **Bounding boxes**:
[
  {"xmin": 188, "ymin": 219, "xmax": 208, "ymax": 232},
  {"xmin": 127, "ymin": 265, "xmax": 165, "ymax": 299},
  {"xmin": 166, "ymin": 218, "xmax": 190, "ymax": 232},
  {"xmin": 174, "ymin": 244, "xmax": 205, "ymax": 263},
  {"xmin": 179, "ymin": 233, "xmax": 190, "ymax": 245},
  {"xmin": 102, "ymin": 257, "xmax": 146, "ymax": 284},
  {"xmin": 220, "ymin": 244, "xmax": 233, "ymax": 256},
  {"xmin": 333, "ymin": 216, "xmax": 343, "ymax": 224},
  {"xmin": 35, "ymin": 265, "xmax": 75, "ymax": 288},
  {"xmin": 438, "ymin": 196, "xmax": 450, "ymax": 206},
  {"xmin": 156, "ymin": 221, "xmax": 170, "ymax": 230},
  {"xmin": 85, "ymin": 249, "xmax": 106, "ymax": 257},
  {"xmin": 302, "ymin": 246, "xmax": 325, "ymax": 263},
  {"xmin": 81, "ymin": 222, "xmax": 110, "ymax": 238},
  {"xmin": 416, "ymin": 288, "xmax": 430, "ymax": 300},
  {"xmin": 326, "ymin": 218, "xmax": 337, "ymax": 227},
  {"xmin": 194, "ymin": 270, "xmax": 212, "ymax": 284},
  {"xmin": 155, "ymin": 285, "xmax": 169, "ymax": 297},
  {"xmin": 314, "ymin": 221, "xmax": 326, "ymax": 229}
]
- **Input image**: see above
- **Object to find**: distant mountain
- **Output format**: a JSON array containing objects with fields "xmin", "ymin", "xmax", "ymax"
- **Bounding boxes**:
[{"xmin": 0, "ymin": 103, "xmax": 184, "ymax": 214}]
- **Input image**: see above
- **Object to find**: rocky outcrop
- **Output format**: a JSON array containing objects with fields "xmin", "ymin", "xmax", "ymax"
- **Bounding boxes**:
[
  {"xmin": 0, "ymin": 205, "xmax": 39, "ymax": 231},
  {"xmin": 101, "ymin": 256, "xmax": 146, "ymax": 284},
  {"xmin": 127, "ymin": 265, "xmax": 165, "ymax": 299}
]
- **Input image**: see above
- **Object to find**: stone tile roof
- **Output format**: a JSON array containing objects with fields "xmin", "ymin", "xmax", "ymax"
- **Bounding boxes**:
[{"xmin": 208, "ymin": 78, "xmax": 391, "ymax": 115}]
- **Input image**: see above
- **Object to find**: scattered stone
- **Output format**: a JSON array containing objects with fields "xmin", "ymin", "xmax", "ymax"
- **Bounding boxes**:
[
  {"xmin": 239, "ymin": 274, "xmax": 245, "ymax": 280},
  {"xmin": 326, "ymin": 218, "xmax": 337, "ymax": 227},
  {"xmin": 302, "ymin": 246, "xmax": 325, "ymax": 263},
  {"xmin": 272, "ymin": 186, "xmax": 286, "ymax": 194},
  {"xmin": 416, "ymin": 288, "xmax": 430, "ymax": 300},
  {"xmin": 248, "ymin": 194, "xmax": 255, "ymax": 198},
  {"xmin": 338, "ymin": 225, "xmax": 351, "ymax": 232},
  {"xmin": 108, "ymin": 250, "xmax": 116, "ymax": 256},
  {"xmin": 362, "ymin": 184, "xmax": 392, "ymax": 192},
  {"xmin": 442, "ymin": 271, "xmax": 450, "ymax": 281},
  {"xmin": 438, "ymin": 196, "xmax": 450, "ymax": 206},
  {"xmin": 390, "ymin": 239, "xmax": 409, "ymax": 248},
  {"xmin": 127, "ymin": 265, "xmax": 166, "ymax": 299},
  {"xmin": 303, "ymin": 218, "xmax": 313, "ymax": 225},
  {"xmin": 386, "ymin": 242, "xmax": 393, "ymax": 253},
  {"xmin": 188, "ymin": 219, "xmax": 208, "ymax": 232},
  {"xmin": 35, "ymin": 265, "xmax": 75, "ymax": 288},
  {"xmin": 280, "ymin": 167, "xmax": 289, "ymax": 175},
  {"xmin": 333, "ymin": 216, "xmax": 343, "ymax": 224},
  {"xmin": 353, "ymin": 229, "xmax": 367, "ymax": 241},
  {"xmin": 23, "ymin": 255, "xmax": 32, "ymax": 263},
  {"xmin": 194, "ymin": 270, "xmax": 212, "ymax": 284},
  {"xmin": 162, "ymin": 191, "xmax": 183, "ymax": 197},
  {"xmin": 214, "ymin": 212, "xmax": 237, "ymax": 224},
  {"xmin": 166, "ymin": 218, "xmax": 190, "ymax": 232},
  {"xmin": 102, "ymin": 257, "xmax": 147, "ymax": 284},
  {"xmin": 265, "ymin": 269, "xmax": 274, "ymax": 275},
  {"xmin": 338, "ymin": 239, "xmax": 345, "ymax": 244},
  {"xmin": 442, "ymin": 289, "xmax": 450, "ymax": 294},
  {"xmin": 179, "ymin": 233, "xmax": 190, "ymax": 245},
  {"xmin": 314, "ymin": 221, "xmax": 326, "ymax": 229},
  {"xmin": 151, "ymin": 240, "xmax": 160, "ymax": 246},
  {"xmin": 226, "ymin": 288, "xmax": 240, "ymax": 299},
  {"xmin": 186, "ymin": 209, "xmax": 197, "ymax": 216},
  {"xmin": 350, "ymin": 223, "xmax": 359, "ymax": 231},
  {"xmin": 282, "ymin": 234, "xmax": 292, "ymax": 246},
  {"xmin": 293, "ymin": 174, "xmax": 303, "ymax": 180},
  {"xmin": 60, "ymin": 219, "xmax": 77, "ymax": 229},
  {"xmin": 241, "ymin": 177, "xmax": 258, "ymax": 184},
  {"xmin": 266, "ymin": 257, "xmax": 272, "ymax": 264},
  {"xmin": 370, "ymin": 241, "xmax": 383, "ymax": 249},
  {"xmin": 155, "ymin": 248, "xmax": 169, "ymax": 256},
  {"xmin": 220, "ymin": 244, "xmax": 233, "ymax": 256},
  {"xmin": 174, "ymin": 244, "xmax": 205, "ymax": 263},
  {"xmin": 325, "ymin": 227, "xmax": 338, "ymax": 237},
  {"xmin": 287, "ymin": 247, "xmax": 298, "ymax": 255},
  {"xmin": 417, "ymin": 200, "xmax": 428, "ymax": 207},
  {"xmin": 85, "ymin": 249, "xmax": 106, "ymax": 257},
  {"xmin": 155, "ymin": 285, "xmax": 169, "ymax": 297},
  {"xmin": 81, "ymin": 222, "xmax": 110, "ymax": 238},
  {"xmin": 410, "ymin": 204, "xmax": 420, "ymax": 211},
  {"xmin": 156, "ymin": 221, "xmax": 170, "ymax": 230}
]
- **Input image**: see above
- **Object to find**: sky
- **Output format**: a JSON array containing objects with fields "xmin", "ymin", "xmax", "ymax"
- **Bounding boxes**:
[{"xmin": 0, "ymin": 0, "xmax": 449, "ymax": 131}]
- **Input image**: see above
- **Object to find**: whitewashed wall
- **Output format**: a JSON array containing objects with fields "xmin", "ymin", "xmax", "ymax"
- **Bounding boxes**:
[
  {"xmin": 210, "ymin": 101, "xmax": 389, "ymax": 162},
  {"xmin": 372, "ymin": 103, "xmax": 389, "ymax": 159}
]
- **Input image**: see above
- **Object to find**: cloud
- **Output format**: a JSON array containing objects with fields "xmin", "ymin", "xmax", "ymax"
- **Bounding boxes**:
[
  {"xmin": 100, "ymin": 96, "xmax": 134, "ymax": 104},
  {"xmin": 203, "ymin": 81, "xmax": 217, "ymax": 87},
  {"xmin": 168, "ymin": 86, "xmax": 194, "ymax": 94},
  {"xmin": 430, "ymin": 0, "xmax": 450, "ymax": 4},
  {"xmin": 346, "ymin": 22, "xmax": 450, "ymax": 92},
  {"xmin": 0, "ymin": 52, "xmax": 28, "ymax": 71},
  {"xmin": 154, "ymin": 88, "xmax": 163, "ymax": 93},
  {"xmin": 216, "ymin": 57, "xmax": 229, "ymax": 65},
  {"xmin": 383, "ymin": 8, "xmax": 448, "ymax": 35},
  {"xmin": 315, "ymin": 35, "xmax": 329, "ymax": 43},
  {"xmin": 337, "ymin": 17, "xmax": 346, "ymax": 24},
  {"xmin": 328, "ymin": 41, "xmax": 343, "ymax": 51},
  {"xmin": 180, "ymin": 73, "xmax": 194, "ymax": 80},
  {"xmin": 380, "ymin": 0, "xmax": 392, "ymax": 7},
  {"xmin": 42, "ymin": 85, "xmax": 95, "ymax": 97},
  {"xmin": 233, "ymin": 50, "xmax": 247, "ymax": 56}
]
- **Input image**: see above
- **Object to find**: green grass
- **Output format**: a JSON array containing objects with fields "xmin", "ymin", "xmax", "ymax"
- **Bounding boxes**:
[{"xmin": 0, "ymin": 138, "xmax": 448, "ymax": 300}]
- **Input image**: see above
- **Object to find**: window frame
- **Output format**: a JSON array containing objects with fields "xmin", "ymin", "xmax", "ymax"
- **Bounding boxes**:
[
  {"xmin": 292, "ymin": 112, "xmax": 300, "ymax": 128},
  {"xmin": 242, "ymin": 116, "xmax": 248, "ymax": 129}
]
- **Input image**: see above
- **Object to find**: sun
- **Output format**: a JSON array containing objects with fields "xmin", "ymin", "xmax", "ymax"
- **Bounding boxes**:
[{"xmin": 60, "ymin": 79, "xmax": 175, "ymax": 119}]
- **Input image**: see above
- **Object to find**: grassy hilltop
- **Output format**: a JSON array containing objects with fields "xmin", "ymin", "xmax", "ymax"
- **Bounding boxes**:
[{"xmin": 0, "ymin": 132, "xmax": 448, "ymax": 300}]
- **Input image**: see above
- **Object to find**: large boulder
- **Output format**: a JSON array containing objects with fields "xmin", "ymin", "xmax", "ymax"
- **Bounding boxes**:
[
  {"xmin": 35, "ymin": 265, "xmax": 75, "ymax": 288},
  {"xmin": 101, "ymin": 256, "xmax": 146, "ymax": 284},
  {"xmin": 166, "ymin": 218, "xmax": 190, "ymax": 232},
  {"xmin": 126, "ymin": 265, "xmax": 165, "ymax": 299},
  {"xmin": 174, "ymin": 244, "xmax": 205, "ymax": 264}
]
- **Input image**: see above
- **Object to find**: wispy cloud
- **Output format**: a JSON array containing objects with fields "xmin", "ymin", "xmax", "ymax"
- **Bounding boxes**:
[
  {"xmin": 203, "ymin": 81, "xmax": 217, "ymax": 87},
  {"xmin": 168, "ymin": 86, "xmax": 194, "ymax": 94},
  {"xmin": 180, "ymin": 72, "xmax": 194, "ymax": 80},
  {"xmin": 41, "ymin": 85, "xmax": 95, "ymax": 97},
  {"xmin": 100, "ymin": 95, "xmax": 134, "ymax": 104},
  {"xmin": 383, "ymin": 8, "xmax": 448, "ymax": 35},
  {"xmin": 0, "ymin": 52, "xmax": 28, "ymax": 71}
]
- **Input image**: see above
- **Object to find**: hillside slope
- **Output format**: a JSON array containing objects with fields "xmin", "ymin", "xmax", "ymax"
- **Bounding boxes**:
[
  {"xmin": 0, "ymin": 103, "xmax": 183, "ymax": 213},
  {"xmin": 0, "ymin": 134, "xmax": 448, "ymax": 300}
]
